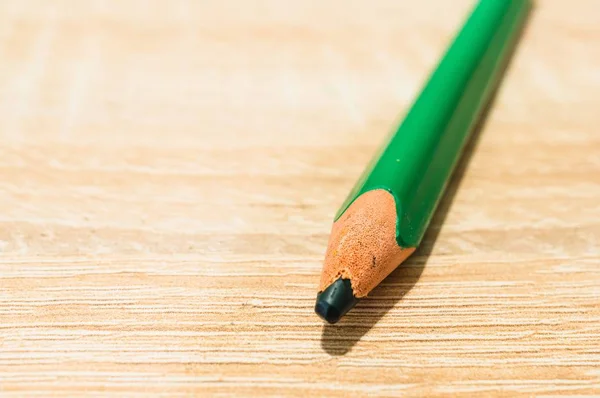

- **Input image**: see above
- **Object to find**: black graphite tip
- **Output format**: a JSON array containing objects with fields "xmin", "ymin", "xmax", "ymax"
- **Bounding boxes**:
[{"xmin": 314, "ymin": 278, "xmax": 359, "ymax": 324}]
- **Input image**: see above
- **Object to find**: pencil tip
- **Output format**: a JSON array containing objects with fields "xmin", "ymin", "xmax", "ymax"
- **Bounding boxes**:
[{"xmin": 315, "ymin": 278, "xmax": 359, "ymax": 324}]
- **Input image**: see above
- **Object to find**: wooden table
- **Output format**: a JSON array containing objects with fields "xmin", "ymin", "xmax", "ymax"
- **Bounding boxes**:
[{"xmin": 1, "ymin": 0, "xmax": 599, "ymax": 396}]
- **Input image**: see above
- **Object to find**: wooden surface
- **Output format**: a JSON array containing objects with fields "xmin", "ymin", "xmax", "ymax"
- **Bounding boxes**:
[{"xmin": 1, "ymin": 0, "xmax": 599, "ymax": 396}]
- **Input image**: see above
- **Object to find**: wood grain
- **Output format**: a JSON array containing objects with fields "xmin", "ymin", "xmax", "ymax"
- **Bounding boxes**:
[{"xmin": 1, "ymin": 0, "xmax": 599, "ymax": 396}]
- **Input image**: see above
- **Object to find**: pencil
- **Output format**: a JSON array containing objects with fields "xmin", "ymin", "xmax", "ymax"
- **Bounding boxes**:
[{"xmin": 315, "ymin": 0, "xmax": 532, "ymax": 324}]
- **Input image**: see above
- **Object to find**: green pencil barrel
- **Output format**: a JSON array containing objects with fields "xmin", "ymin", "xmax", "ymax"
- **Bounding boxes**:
[{"xmin": 335, "ymin": 0, "xmax": 531, "ymax": 247}]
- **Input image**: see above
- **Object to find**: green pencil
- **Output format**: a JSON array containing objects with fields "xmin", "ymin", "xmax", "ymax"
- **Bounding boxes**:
[{"xmin": 315, "ymin": 0, "xmax": 531, "ymax": 323}]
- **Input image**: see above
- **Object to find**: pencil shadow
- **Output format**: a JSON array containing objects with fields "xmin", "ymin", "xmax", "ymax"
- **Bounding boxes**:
[{"xmin": 320, "ymin": 6, "xmax": 534, "ymax": 356}]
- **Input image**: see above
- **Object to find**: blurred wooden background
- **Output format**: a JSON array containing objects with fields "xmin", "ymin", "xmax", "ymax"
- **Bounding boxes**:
[{"xmin": 1, "ymin": 0, "xmax": 599, "ymax": 396}]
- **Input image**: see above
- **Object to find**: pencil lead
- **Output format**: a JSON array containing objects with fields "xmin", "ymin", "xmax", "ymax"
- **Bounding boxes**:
[{"xmin": 315, "ymin": 278, "xmax": 359, "ymax": 324}]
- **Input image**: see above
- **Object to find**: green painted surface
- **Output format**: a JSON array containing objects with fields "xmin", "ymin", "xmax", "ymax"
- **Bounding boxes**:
[{"xmin": 335, "ymin": 0, "xmax": 532, "ymax": 247}]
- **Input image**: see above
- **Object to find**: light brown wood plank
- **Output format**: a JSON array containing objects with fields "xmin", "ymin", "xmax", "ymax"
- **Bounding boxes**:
[{"xmin": 0, "ymin": 0, "xmax": 599, "ymax": 396}]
